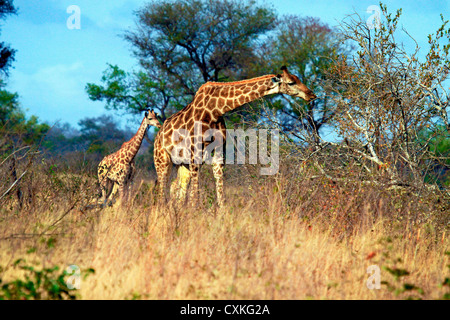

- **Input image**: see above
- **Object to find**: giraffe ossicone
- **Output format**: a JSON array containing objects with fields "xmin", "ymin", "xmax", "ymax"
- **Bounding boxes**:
[
  {"xmin": 153, "ymin": 66, "xmax": 317, "ymax": 207},
  {"xmin": 97, "ymin": 109, "xmax": 161, "ymax": 207}
]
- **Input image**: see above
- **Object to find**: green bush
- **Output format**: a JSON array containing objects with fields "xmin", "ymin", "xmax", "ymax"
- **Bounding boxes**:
[{"xmin": 0, "ymin": 259, "xmax": 94, "ymax": 300}]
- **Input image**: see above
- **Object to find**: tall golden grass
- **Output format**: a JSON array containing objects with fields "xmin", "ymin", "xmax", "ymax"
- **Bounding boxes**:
[{"xmin": 0, "ymin": 159, "xmax": 448, "ymax": 300}]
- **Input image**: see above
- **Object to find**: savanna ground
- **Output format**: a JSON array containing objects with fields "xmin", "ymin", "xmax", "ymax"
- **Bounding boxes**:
[{"xmin": 0, "ymin": 155, "xmax": 449, "ymax": 300}]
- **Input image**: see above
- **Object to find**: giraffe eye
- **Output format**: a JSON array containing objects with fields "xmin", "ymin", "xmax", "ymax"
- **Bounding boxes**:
[{"xmin": 287, "ymin": 81, "xmax": 296, "ymax": 86}]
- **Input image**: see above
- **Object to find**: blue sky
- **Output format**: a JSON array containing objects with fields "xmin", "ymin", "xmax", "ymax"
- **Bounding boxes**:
[{"xmin": 2, "ymin": 0, "xmax": 449, "ymax": 130}]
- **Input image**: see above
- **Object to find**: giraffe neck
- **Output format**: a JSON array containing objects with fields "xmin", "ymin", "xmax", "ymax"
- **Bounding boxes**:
[
  {"xmin": 121, "ymin": 118, "xmax": 148, "ymax": 162},
  {"xmin": 195, "ymin": 75, "xmax": 278, "ymax": 119}
]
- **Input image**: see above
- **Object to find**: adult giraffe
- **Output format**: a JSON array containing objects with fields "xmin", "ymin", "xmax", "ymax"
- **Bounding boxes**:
[{"xmin": 153, "ymin": 66, "xmax": 316, "ymax": 207}]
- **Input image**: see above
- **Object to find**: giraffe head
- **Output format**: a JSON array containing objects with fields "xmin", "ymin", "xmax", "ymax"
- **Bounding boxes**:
[
  {"xmin": 144, "ymin": 109, "xmax": 162, "ymax": 128},
  {"xmin": 271, "ymin": 66, "xmax": 317, "ymax": 102}
]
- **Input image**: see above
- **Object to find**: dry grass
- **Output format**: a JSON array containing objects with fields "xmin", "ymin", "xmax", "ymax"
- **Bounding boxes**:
[{"xmin": 0, "ymin": 160, "xmax": 449, "ymax": 300}]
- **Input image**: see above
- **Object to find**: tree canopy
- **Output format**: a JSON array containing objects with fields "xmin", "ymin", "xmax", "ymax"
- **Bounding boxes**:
[
  {"xmin": 87, "ymin": 0, "xmax": 347, "ymax": 136},
  {"xmin": 250, "ymin": 15, "xmax": 350, "ymax": 141},
  {"xmin": 125, "ymin": 0, "xmax": 276, "ymax": 91},
  {"xmin": 0, "ymin": 81, "xmax": 49, "ymax": 148},
  {"xmin": 0, "ymin": 0, "xmax": 16, "ymax": 76}
]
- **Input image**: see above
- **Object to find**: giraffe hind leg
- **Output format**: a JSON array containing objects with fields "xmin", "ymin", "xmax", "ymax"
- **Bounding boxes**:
[
  {"xmin": 111, "ymin": 165, "xmax": 131, "ymax": 207},
  {"xmin": 99, "ymin": 182, "xmax": 108, "ymax": 206},
  {"xmin": 98, "ymin": 160, "xmax": 115, "ymax": 207},
  {"xmin": 120, "ymin": 163, "xmax": 134, "ymax": 206},
  {"xmin": 107, "ymin": 182, "xmax": 120, "ymax": 207},
  {"xmin": 98, "ymin": 175, "xmax": 113, "ymax": 207},
  {"xmin": 115, "ymin": 183, "xmax": 126, "ymax": 207}
]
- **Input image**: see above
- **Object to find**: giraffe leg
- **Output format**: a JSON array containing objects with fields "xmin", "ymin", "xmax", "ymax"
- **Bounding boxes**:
[
  {"xmin": 97, "ymin": 160, "xmax": 110, "ymax": 205},
  {"xmin": 212, "ymin": 119, "xmax": 226, "ymax": 207},
  {"xmin": 155, "ymin": 148, "xmax": 172, "ymax": 205},
  {"xmin": 129, "ymin": 161, "xmax": 136, "ymax": 184},
  {"xmin": 108, "ymin": 182, "xmax": 120, "ymax": 206},
  {"xmin": 116, "ymin": 182, "xmax": 126, "ymax": 207},
  {"xmin": 212, "ymin": 161, "xmax": 224, "ymax": 208},
  {"xmin": 98, "ymin": 177, "xmax": 108, "ymax": 205},
  {"xmin": 188, "ymin": 163, "xmax": 200, "ymax": 207},
  {"xmin": 123, "ymin": 162, "xmax": 135, "ymax": 205},
  {"xmin": 169, "ymin": 175, "xmax": 179, "ymax": 199},
  {"xmin": 113, "ymin": 163, "xmax": 133, "ymax": 207},
  {"xmin": 171, "ymin": 165, "xmax": 191, "ymax": 203},
  {"xmin": 100, "ymin": 180, "xmax": 114, "ymax": 207},
  {"xmin": 97, "ymin": 166, "xmax": 114, "ymax": 206}
]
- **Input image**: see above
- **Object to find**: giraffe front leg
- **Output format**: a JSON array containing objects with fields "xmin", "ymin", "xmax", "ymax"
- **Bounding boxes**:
[
  {"xmin": 169, "ymin": 176, "xmax": 179, "ymax": 199},
  {"xmin": 212, "ymin": 162, "xmax": 224, "ymax": 208},
  {"xmin": 129, "ymin": 161, "xmax": 136, "ymax": 184},
  {"xmin": 189, "ymin": 163, "xmax": 200, "ymax": 207},
  {"xmin": 212, "ymin": 119, "xmax": 226, "ymax": 208},
  {"xmin": 155, "ymin": 149, "xmax": 172, "ymax": 205}
]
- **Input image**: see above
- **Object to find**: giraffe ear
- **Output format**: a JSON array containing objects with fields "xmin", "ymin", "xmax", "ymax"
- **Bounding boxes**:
[
  {"xmin": 145, "ymin": 110, "xmax": 149, "ymax": 117},
  {"xmin": 281, "ymin": 66, "xmax": 291, "ymax": 77}
]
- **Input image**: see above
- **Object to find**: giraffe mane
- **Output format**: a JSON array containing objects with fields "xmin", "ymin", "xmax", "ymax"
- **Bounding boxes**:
[{"xmin": 198, "ymin": 74, "xmax": 276, "ymax": 90}]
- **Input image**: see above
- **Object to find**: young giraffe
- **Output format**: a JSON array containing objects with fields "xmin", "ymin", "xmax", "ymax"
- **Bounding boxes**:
[
  {"xmin": 98, "ymin": 109, "xmax": 161, "ymax": 207},
  {"xmin": 154, "ymin": 66, "xmax": 317, "ymax": 207}
]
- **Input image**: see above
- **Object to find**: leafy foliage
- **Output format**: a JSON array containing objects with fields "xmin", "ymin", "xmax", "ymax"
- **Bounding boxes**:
[
  {"xmin": 317, "ymin": 3, "xmax": 450, "ymax": 188},
  {"xmin": 77, "ymin": 114, "xmax": 126, "ymax": 155},
  {"xmin": 126, "ymin": 0, "xmax": 276, "ymax": 86},
  {"xmin": 89, "ymin": 1, "xmax": 346, "ymax": 133},
  {"xmin": 252, "ymin": 15, "xmax": 350, "ymax": 139},
  {"xmin": 86, "ymin": 64, "xmax": 179, "ymax": 121},
  {"xmin": 0, "ymin": 81, "xmax": 50, "ymax": 149},
  {"xmin": 0, "ymin": 259, "xmax": 94, "ymax": 300},
  {"xmin": 103, "ymin": 0, "xmax": 277, "ymax": 121}
]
